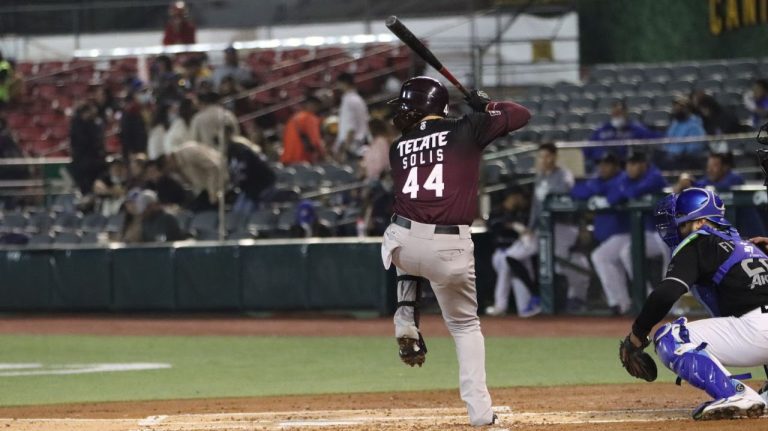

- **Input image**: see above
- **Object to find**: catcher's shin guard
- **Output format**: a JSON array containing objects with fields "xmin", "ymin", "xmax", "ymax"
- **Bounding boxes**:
[
  {"xmin": 654, "ymin": 318, "xmax": 743, "ymax": 400},
  {"xmin": 395, "ymin": 274, "xmax": 428, "ymax": 367}
]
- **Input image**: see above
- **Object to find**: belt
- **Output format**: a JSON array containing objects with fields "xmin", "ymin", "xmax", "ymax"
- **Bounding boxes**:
[{"xmin": 392, "ymin": 214, "xmax": 460, "ymax": 235}]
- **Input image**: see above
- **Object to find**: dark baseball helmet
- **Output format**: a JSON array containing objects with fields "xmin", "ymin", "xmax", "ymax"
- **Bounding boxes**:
[{"xmin": 388, "ymin": 76, "xmax": 448, "ymax": 130}]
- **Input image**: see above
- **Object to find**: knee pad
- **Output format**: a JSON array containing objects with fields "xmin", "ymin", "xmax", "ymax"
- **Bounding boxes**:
[{"xmin": 654, "ymin": 317, "xmax": 741, "ymax": 400}]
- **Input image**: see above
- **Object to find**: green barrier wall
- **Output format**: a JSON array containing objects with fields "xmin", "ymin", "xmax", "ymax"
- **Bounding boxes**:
[{"xmin": 0, "ymin": 239, "xmax": 401, "ymax": 314}]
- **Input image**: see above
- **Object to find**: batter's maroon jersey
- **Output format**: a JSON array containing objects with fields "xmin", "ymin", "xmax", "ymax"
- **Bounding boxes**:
[{"xmin": 389, "ymin": 101, "xmax": 531, "ymax": 225}]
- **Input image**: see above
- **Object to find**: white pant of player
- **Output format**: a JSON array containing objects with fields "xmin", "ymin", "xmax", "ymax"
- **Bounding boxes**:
[
  {"xmin": 491, "ymin": 224, "xmax": 590, "ymax": 314},
  {"xmin": 591, "ymin": 232, "xmax": 669, "ymax": 313},
  {"xmin": 686, "ymin": 307, "xmax": 768, "ymax": 367},
  {"xmin": 382, "ymin": 221, "xmax": 494, "ymax": 426}
]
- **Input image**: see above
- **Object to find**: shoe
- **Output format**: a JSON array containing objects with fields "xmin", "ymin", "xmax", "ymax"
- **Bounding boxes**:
[
  {"xmin": 489, "ymin": 413, "xmax": 498, "ymax": 425},
  {"xmin": 485, "ymin": 306, "xmax": 505, "ymax": 317},
  {"xmin": 519, "ymin": 296, "xmax": 541, "ymax": 318},
  {"xmin": 565, "ymin": 297, "xmax": 587, "ymax": 314},
  {"xmin": 692, "ymin": 388, "xmax": 766, "ymax": 420}
]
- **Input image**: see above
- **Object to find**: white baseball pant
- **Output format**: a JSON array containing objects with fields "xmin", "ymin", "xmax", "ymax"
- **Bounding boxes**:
[{"xmin": 687, "ymin": 307, "xmax": 768, "ymax": 368}]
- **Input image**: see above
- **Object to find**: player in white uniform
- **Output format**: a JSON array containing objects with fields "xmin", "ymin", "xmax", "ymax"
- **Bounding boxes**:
[{"xmin": 620, "ymin": 188, "xmax": 768, "ymax": 420}]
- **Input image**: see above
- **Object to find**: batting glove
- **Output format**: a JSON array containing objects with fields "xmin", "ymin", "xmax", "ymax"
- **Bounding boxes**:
[{"xmin": 465, "ymin": 89, "xmax": 491, "ymax": 112}]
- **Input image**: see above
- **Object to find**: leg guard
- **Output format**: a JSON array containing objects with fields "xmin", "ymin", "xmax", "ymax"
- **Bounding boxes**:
[
  {"xmin": 653, "ymin": 317, "xmax": 739, "ymax": 400},
  {"xmin": 395, "ymin": 274, "xmax": 428, "ymax": 367}
]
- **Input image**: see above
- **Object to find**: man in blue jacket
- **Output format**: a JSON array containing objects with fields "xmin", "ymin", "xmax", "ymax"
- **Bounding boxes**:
[
  {"xmin": 604, "ymin": 151, "xmax": 669, "ymax": 313},
  {"xmin": 695, "ymin": 152, "xmax": 766, "ymax": 237},
  {"xmin": 571, "ymin": 152, "xmax": 629, "ymax": 313},
  {"xmin": 585, "ymin": 100, "xmax": 660, "ymax": 172}
]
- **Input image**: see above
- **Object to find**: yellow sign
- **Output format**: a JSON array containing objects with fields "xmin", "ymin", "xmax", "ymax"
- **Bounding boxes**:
[
  {"xmin": 532, "ymin": 39, "xmax": 554, "ymax": 62},
  {"xmin": 709, "ymin": 0, "xmax": 768, "ymax": 35}
]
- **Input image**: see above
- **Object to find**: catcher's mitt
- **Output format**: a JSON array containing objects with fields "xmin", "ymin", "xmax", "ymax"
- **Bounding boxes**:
[{"xmin": 619, "ymin": 334, "xmax": 657, "ymax": 382}]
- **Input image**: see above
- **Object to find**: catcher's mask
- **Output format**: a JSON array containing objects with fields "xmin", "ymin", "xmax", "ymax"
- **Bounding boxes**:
[
  {"xmin": 388, "ymin": 76, "xmax": 448, "ymax": 131},
  {"xmin": 654, "ymin": 188, "xmax": 731, "ymax": 249}
]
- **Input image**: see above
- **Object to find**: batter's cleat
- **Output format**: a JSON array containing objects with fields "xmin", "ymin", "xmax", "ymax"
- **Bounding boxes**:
[
  {"xmin": 692, "ymin": 391, "xmax": 766, "ymax": 420},
  {"xmin": 397, "ymin": 333, "xmax": 427, "ymax": 367}
]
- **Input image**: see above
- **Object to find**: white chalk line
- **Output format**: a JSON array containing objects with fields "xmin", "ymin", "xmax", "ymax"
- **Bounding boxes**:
[{"xmin": 0, "ymin": 406, "xmax": 764, "ymax": 430}]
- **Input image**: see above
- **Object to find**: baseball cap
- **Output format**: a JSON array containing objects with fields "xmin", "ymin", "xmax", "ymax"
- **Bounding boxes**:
[
  {"xmin": 597, "ymin": 151, "xmax": 621, "ymax": 165},
  {"xmin": 627, "ymin": 150, "xmax": 647, "ymax": 163}
]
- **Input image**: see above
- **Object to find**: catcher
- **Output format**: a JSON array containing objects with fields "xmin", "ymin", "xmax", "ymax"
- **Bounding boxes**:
[{"xmin": 620, "ymin": 187, "xmax": 768, "ymax": 420}]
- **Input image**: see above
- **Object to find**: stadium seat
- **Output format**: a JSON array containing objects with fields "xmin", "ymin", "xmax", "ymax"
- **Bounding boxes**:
[
  {"xmin": 540, "ymin": 128, "xmax": 569, "ymax": 142},
  {"xmin": 316, "ymin": 207, "xmax": 341, "ymax": 227},
  {"xmin": 526, "ymin": 85, "xmax": 554, "ymax": 100},
  {"xmin": 275, "ymin": 168, "xmax": 296, "ymax": 187},
  {"xmin": 666, "ymin": 80, "xmax": 693, "ymax": 95},
  {"xmin": 671, "ymin": 64, "xmax": 700, "ymax": 81},
  {"xmin": 81, "ymin": 213, "xmax": 107, "ymax": 232},
  {"xmin": 247, "ymin": 209, "xmax": 278, "ymax": 235},
  {"xmin": 554, "ymin": 83, "xmax": 582, "ymax": 99},
  {"xmin": 715, "ymin": 91, "xmax": 742, "ymax": 108},
  {"xmin": 104, "ymin": 213, "xmax": 126, "ymax": 233},
  {"xmin": 527, "ymin": 114, "xmax": 556, "ymax": 128},
  {"xmin": 596, "ymin": 96, "xmax": 622, "ymax": 111},
  {"xmin": 652, "ymin": 94, "xmax": 676, "ymax": 109},
  {"xmin": 723, "ymin": 77, "xmax": 752, "ymax": 93},
  {"xmin": 293, "ymin": 169, "xmax": 323, "ymax": 191},
  {"xmin": 512, "ymin": 129, "xmax": 540, "ymax": 143},
  {"xmin": 54, "ymin": 231, "xmax": 81, "ymax": 245},
  {"xmin": 582, "ymin": 83, "xmax": 611, "ymax": 98},
  {"xmin": 642, "ymin": 110, "xmax": 672, "ymax": 129},
  {"xmin": 51, "ymin": 194, "xmax": 77, "ymax": 213},
  {"xmin": 189, "ymin": 211, "xmax": 218, "ymax": 236},
  {"xmin": 611, "ymin": 82, "xmax": 637, "ymax": 96},
  {"xmin": 227, "ymin": 230, "xmax": 255, "ymax": 240},
  {"xmin": 625, "ymin": 95, "xmax": 653, "ymax": 111},
  {"xmin": 28, "ymin": 233, "xmax": 53, "ymax": 245},
  {"xmin": 80, "ymin": 231, "xmax": 100, "ymax": 244},
  {"xmin": 268, "ymin": 186, "xmax": 301, "ymax": 204},
  {"xmin": 637, "ymin": 81, "xmax": 666, "ymax": 95},
  {"xmin": 482, "ymin": 161, "xmax": 507, "ymax": 184},
  {"xmin": 699, "ymin": 63, "xmax": 728, "ymax": 79},
  {"xmin": 555, "ymin": 112, "xmax": 584, "ymax": 127},
  {"xmin": 225, "ymin": 211, "xmax": 247, "ymax": 233},
  {"xmin": 53, "ymin": 212, "xmax": 82, "ymax": 231},
  {"xmin": 275, "ymin": 210, "xmax": 296, "ymax": 232},
  {"xmin": 539, "ymin": 99, "xmax": 568, "ymax": 114},
  {"xmin": 323, "ymin": 165, "xmax": 357, "ymax": 186},
  {"xmin": 584, "ymin": 112, "xmax": 610, "ymax": 128},
  {"xmin": 694, "ymin": 79, "xmax": 722, "ymax": 94},
  {"xmin": 616, "ymin": 67, "xmax": 645, "ymax": 83},
  {"xmin": 568, "ymin": 127, "xmax": 594, "ymax": 142},
  {"xmin": 588, "ymin": 68, "xmax": 617, "ymax": 83},
  {"xmin": 643, "ymin": 66, "xmax": 673, "ymax": 83},
  {"xmin": 727, "ymin": 61, "xmax": 758, "ymax": 78},
  {"xmin": 516, "ymin": 100, "xmax": 541, "ymax": 113},
  {"xmin": 27, "ymin": 212, "xmax": 53, "ymax": 233},
  {"xmin": 195, "ymin": 230, "xmax": 221, "ymax": 241},
  {"xmin": 0, "ymin": 212, "xmax": 28, "ymax": 232},
  {"xmin": 567, "ymin": 98, "xmax": 595, "ymax": 113}
]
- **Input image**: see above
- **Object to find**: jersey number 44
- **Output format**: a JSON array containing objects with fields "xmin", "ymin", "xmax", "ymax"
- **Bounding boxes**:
[{"xmin": 403, "ymin": 164, "xmax": 445, "ymax": 199}]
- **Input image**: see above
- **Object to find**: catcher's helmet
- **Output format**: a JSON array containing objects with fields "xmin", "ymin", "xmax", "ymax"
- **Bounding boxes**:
[
  {"xmin": 388, "ymin": 76, "xmax": 448, "ymax": 131},
  {"xmin": 654, "ymin": 188, "xmax": 730, "ymax": 248}
]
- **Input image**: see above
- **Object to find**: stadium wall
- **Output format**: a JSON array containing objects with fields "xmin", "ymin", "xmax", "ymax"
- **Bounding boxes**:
[{"xmin": 579, "ymin": 0, "xmax": 768, "ymax": 64}]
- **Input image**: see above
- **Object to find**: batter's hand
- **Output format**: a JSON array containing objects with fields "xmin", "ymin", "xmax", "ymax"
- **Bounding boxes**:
[{"xmin": 465, "ymin": 89, "xmax": 491, "ymax": 113}]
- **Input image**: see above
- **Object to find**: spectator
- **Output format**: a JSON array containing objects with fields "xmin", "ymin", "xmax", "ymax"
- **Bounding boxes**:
[
  {"xmin": 604, "ymin": 150, "xmax": 669, "ymax": 310},
  {"xmin": 226, "ymin": 129, "xmax": 276, "ymax": 216},
  {"xmin": 334, "ymin": 72, "xmax": 370, "ymax": 158},
  {"xmin": 219, "ymin": 76, "xmax": 251, "ymax": 118},
  {"xmin": 0, "ymin": 117, "xmax": 29, "ymax": 180},
  {"xmin": 281, "ymin": 96, "xmax": 325, "ymax": 165},
  {"xmin": 744, "ymin": 78, "xmax": 768, "ymax": 128},
  {"xmin": 166, "ymin": 141, "xmax": 228, "ymax": 211},
  {"xmin": 673, "ymin": 172, "xmax": 695, "ymax": 193},
  {"xmin": 147, "ymin": 104, "xmax": 171, "ymax": 160},
  {"xmin": 179, "ymin": 55, "xmax": 211, "ymax": 92},
  {"xmin": 69, "ymin": 102, "xmax": 107, "ymax": 194},
  {"xmin": 189, "ymin": 91, "xmax": 240, "ymax": 148},
  {"xmin": 143, "ymin": 157, "xmax": 189, "ymax": 206},
  {"xmin": 162, "ymin": 1, "xmax": 196, "ymax": 46},
  {"xmin": 585, "ymin": 100, "xmax": 659, "ymax": 171},
  {"xmin": 289, "ymin": 200, "xmax": 332, "ymax": 238},
  {"xmin": 695, "ymin": 94, "xmax": 743, "ymax": 136},
  {"xmin": 119, "ymin": 92, "xmax": 149, "ymax": 163},
  {"xmin": 360, "ymin": 118, "xmax": 392, "ymax": 182},
  {"xmin": 695, "ymin": 152, "xmax": 767, "ymax": 237},
  {"xmin": 212, "ymin": 46, "xmax": 253, "ymax": 88},
  {"xmin": 0, "ymin": 53, "xmax": 14, "ymax": 109},
  {"xmin": 91, "ymin": 86, "xmax": 117, "ymax": 122},
  {"xmin": 571, "ymin": 152, "xmax": 630, "ymax": 315},
  {"xmin": 487, "ymin": 144, "xmax": 590, "ymax": 316},
  {"xmin": 151, "ymin": 55, "xmax": 182, "ymax": 104},
  {"xmin": 90, "ymin": 156, "xmax": 128, "ymax": 216},
  {"xmin": 694, "ymin": 152, "xmax": 743, "ymax": 190},
  {"xmin": 658, "ymin": 96, "xmax": 707, "ymax": 170},
  {"xmin": 164, "ymin": 96, "xmax": 195, "ymax": 151},
  {"xmin": 122, "ymin": 189, "xmax": 187, "ymax": 243}
]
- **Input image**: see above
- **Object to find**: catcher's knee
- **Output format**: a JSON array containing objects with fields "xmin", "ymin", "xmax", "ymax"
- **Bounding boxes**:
[{"xmin": 654, "ymin": 317, "xmax": 739, "ymax": 400}]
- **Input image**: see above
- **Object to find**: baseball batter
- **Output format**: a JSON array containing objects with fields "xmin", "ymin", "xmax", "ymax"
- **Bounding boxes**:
[
  {"xmin": 619, "ymin": 187, "xmax": 768, "ymax": 420},
  {"xmin": 380, "ymin": 76, "xmax": 530, "ymax": 426}
]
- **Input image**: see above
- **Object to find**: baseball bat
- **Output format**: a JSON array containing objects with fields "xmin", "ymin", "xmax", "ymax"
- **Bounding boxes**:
[{"xmin": 385, "ymin": 15, "xmax": 471, "ymax": 98}]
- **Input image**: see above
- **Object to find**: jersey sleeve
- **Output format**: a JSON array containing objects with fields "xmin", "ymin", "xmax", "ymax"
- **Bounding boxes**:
[{"xmin": 466, "ymin": 101, "xmax": 531, "ymax": 148}]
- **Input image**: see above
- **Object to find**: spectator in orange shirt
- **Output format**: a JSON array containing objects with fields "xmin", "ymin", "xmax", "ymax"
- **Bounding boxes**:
[
  {"xmin": 163, "ymin": 2, "xmax": 196, "ymax": 46},
  {"xmin": 281, "ymin": 96, "xmax": 325, "ymax": 165}
]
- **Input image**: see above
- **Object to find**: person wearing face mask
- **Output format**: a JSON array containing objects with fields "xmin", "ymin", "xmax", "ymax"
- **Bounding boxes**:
[
  {"xmin": 585, "ymin": 100, "xmax": 660, "ymax": 172},
  {"xmin": 659, "ymin": 96, "xmax": 707, "ymax": 170}
]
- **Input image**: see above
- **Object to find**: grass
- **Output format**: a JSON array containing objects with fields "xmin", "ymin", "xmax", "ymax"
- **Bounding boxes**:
[{"xmin": 0, "ymin": 335, "xmax": 762, "ymax": 406}]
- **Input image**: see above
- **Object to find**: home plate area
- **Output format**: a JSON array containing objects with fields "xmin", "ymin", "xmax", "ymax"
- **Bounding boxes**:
[{"xmin": 3, "ymin": 406, "xmax": 759, "ymax": 431}]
